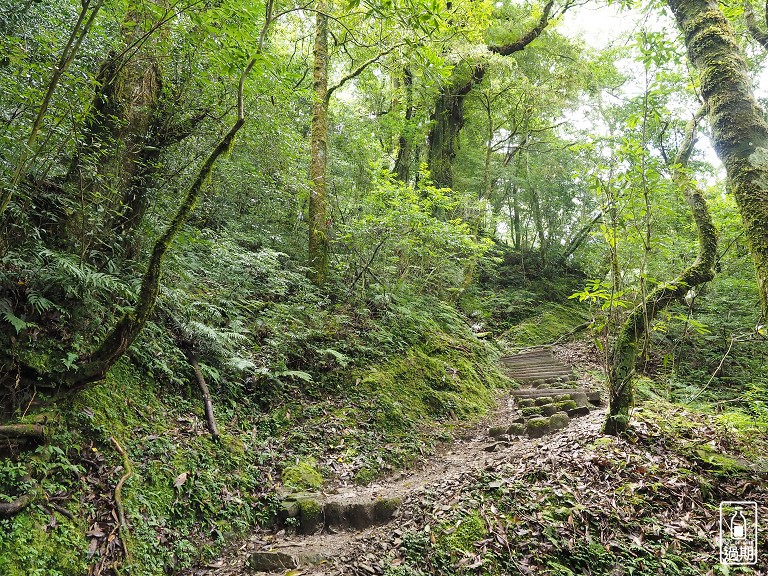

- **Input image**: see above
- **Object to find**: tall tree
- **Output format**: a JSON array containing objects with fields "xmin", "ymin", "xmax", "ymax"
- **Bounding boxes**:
[
  {"xmin": 667, "ymin": 0, "xmax": 768, "ymax": 319},
  {"xmin": 604, "ymin": 109, "xmax": 717, "ymax": 435},
  {"xmin": 308, "ymin": 0, "xmax": 330, "ymax": 285}
]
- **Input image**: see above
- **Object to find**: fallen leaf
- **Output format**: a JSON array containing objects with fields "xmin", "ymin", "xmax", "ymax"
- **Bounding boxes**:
[{"xmin": 174, "ymin": 472, "xmax": 188, "ymax": 488}]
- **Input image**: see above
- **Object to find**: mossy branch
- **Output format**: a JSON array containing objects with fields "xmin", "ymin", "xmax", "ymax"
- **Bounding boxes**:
[
  {"xmin": 744, "ymin": 0, "xmax": 768, "ymax": 51},
  {"xmin": 73, "ymin": 68, "xmax": 251, "ymax": 386},
  {"xmin": 0, "ymin": 423, "xmax": 45, "ymax": 441},
  {"xmin": 488, "ymin": 0, "xmax": 556, "ymax": 56},
  {"xmin": 0, "ymin": 491, "xmax": 36, "ymax": 517},
  {"xmin": 604, "ymin": 107, "xmax": 717, "ymax": 436}
]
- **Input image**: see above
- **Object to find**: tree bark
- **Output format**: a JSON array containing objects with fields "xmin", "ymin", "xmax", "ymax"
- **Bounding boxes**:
[
  {"xmin": 308, "ymin": 0, "xmax": 330, "ymax": 284},
  {"xmin": 604, "ymin": 109, "xmax": 717, "ymax": 435},
  {"xmin": 427, "ymin": 65, "xmax": 485, "ymax": 189},
  {"xmin": 667, "ymin": 0, "xmax": 768, "ymax": 319},
  {"xmin": 394, "ymin": 68, "xmax": 414, "ymax": 183}
]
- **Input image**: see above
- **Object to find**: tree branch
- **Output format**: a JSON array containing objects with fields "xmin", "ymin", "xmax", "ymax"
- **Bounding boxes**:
[
  {"xmin": 326, "ymin": 42, "xmax": 405, "ymax": 102},
  {"xmin": 744, "ymin": 0, "xmax": 768, "ymax": 51},
  {"xmin": 488, "ymin": 0, "xmax": 556, "ymax": 56}
]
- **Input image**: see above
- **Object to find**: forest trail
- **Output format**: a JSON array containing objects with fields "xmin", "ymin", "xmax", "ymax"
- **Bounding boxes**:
[{"xmin": 187, "ymin": 343, "xmax": 606, "ymax": 575}]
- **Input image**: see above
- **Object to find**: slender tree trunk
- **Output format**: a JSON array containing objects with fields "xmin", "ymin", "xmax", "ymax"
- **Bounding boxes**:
[
  {"xmin": 75, "ymin": 102, "xmax": 248, "ymax": 384},
  {"xmin": 394, "ymin": 68, "xmax": 414, "ymax": 183},
  {"xmin": 512, "ymin": 186, "xmax": 522, "ymax": 250},
  {"xmin": 0, "ymin": 0, "xmax": 104, "ymax": 215},
  {"xmin": 668, "ymin": 0, "xmax": 768, "ymax": 319},
  {"xmin": 308, "ymin": 0, "xmax": 330, "ymax": 284},
  {"xmin": 604, "ymin": 109, "xmax": 717, "ymax": 435},
  {"xmin": 188, "ymin": 355, "xmax": 220, "ymax": 440}
]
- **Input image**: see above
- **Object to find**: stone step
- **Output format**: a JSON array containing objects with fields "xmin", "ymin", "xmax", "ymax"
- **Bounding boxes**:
[
  {"xmin": 504, "ymin": 365, "xmax": 572, "ymax": 374},
  {"xmin": 278, "ymin": 493, "xmax": 402, "ymax": 535},
  {"xmin": 510, "ymin": 376, "xmax": 576, "ymax": 388},
  {"xmin": 512, "ymin": 388, "xmax": 602, "ymax": 405},
  {"xmin": 500, "ymin": 355, "xmax": 556, "ymax": 367},
  {"xmin": 508, "ymin": 371, "xmax": 574, "ymax": 380}
]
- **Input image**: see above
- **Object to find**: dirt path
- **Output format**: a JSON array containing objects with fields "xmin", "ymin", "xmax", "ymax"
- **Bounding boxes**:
[{"xmin": 188, "ymin": 343, "xmax": 605, "ymax": 575}]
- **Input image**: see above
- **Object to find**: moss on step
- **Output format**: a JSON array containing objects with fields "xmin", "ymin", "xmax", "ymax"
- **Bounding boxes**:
[
  {"xmin": 556, "ymin": 399, "xmax": 578, "ymax": 411},
  {"xmin": 507, "ymin": 423, "xmax": 526, "ymax": 436},
  {"xmin": 535, "ymin": 396, "xmax": 554, "ymax": 406},
  {"xmin": 282, "ymin": 458, "xmax": 324, "ymax": 491},
  {"xmin": 520, "ymin": 406, "xmax": 543, "ymax": 417},
  {"xmin": 540, "ymin": 403, "xmax": 559, "ymax": 416},
  {"xmin": 549, "ymin": 412, "xmax": 570, "ymax": 431},
  {"xmin": 526, "ymin": 417, "xmax": 550, "ymax": 438}
]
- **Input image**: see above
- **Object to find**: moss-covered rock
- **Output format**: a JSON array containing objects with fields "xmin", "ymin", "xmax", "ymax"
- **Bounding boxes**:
[
  {"xmin": 556, "ymin": 399, "xmax": 578, "ymax": 411},
  {"xmin": 540, "ymin": 404, "xmax": 559, "ymax": 416},
  {"xmin": 297, "ymin": 497, "xmax": 324, "ymax": 534},
  {"xmin": 526, "ymin": 417, "xmax": 550, "ymax": 438},
  {"xmin": 535, "ymin": 396, "xmax": 554, "ymax": 406},
  {"xmin": 518, "ymin": 398, "xmax": 536, "ymax": 408},
  {"xmin": 282, "ymin": 458, "xmax": 323, "ymax": 491},
  {"xmin": 549, "ymin": 412, "xmax": 570, "ymax": 431},
  {"xmin": 506, "ymin": 423, "xmax": 526, "ymax": 436},
  {"xmin": 373, "ymin": 497, "xmax": 402, "ymax": 521}
]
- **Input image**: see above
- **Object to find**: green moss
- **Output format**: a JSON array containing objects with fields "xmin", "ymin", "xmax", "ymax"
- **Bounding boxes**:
[
  {"xmin": 282, "ymin": 458, "xmax": 324, "ymax": 491},
  {"xmin": 693, "ymin": 445, "xmax": 751, "ymax": 473},
  {"xmin": 527, "ymin": 417, "xmax": 550, "ymax": 438},
  {"xmin": 508, "ymin": 302, "xmax": 589, "ymax": 347},
  {"xmin": 556, "ymin": 399, "xmax": 578, "ymax": 411},
  {"xmin": 0, "ymin": 506, "xmax": 87, "ymax": 576},
  {"xmin": 549, "ymin": 412, "xmax": 570, "ymax": 431},
  {"xmin": 297, "ymin": 497, "xmax": 324, "ymax": 533},
  {"xmin": 521, "ymin": 406, "xmax": 543, "ymax": 416},
  {"xmin": 438, "ymin": 510, "xmax": 486, "ymax": 554}
]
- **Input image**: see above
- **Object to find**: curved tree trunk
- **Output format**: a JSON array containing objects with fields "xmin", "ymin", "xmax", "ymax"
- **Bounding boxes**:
[
  {"xmin": 668, "ymin": 0, "xmax": 768, "ymax": 319},
  {"xmin": 604, "ymin": 109, "xmax": 717, "ymax": 435}
]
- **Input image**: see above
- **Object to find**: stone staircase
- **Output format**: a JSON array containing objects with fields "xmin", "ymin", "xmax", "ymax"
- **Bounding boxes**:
[
  {"xmin": 489, "ymin": 346, "xmax": 601, "ymax": 442},
  {"xmin": 204, "ymin": 346, "xmax": 604, "ymax": 575}
]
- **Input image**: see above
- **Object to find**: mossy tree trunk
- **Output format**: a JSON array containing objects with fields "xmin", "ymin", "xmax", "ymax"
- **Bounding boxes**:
[
  {"xmin": 73, "ymin": 114, "xmax": 246, "ymax": 385},
  {"xmin": 427, "ymin": 65, "xmax": 485, "ymax": 189},
  {"xmin": 65, "ymin": 0, "xmax": 168, "ymax": 251},
  {"xmin": 604, "ymin": 109, "xmax": 717, "ymax": 435},
  {"xmin": 308, "ymin": 0, "xmax": 330, "ymax": 285},
  {"xmin": 667, "ymin": 0, "xmax": 768, "ymax": 319},
  {"xmin": 393, "ymin": 68, "xmax": 414, "ymax": 183}
]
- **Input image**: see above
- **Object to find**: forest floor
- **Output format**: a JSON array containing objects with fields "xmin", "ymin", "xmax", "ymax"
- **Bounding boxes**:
[{"xmin": 178, "ymin": 341, "xmax": 766, "ymax": 575}]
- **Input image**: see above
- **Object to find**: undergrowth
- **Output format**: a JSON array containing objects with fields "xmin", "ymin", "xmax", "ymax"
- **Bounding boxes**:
[{"xmin": 381, "ymin": 400, "xmax": 768, "ymax": 575}]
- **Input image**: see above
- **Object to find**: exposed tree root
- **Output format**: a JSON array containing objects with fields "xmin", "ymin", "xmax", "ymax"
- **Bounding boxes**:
[
  {"xmin": 110, "ymin": 436, "xmax": 133, "ymax": 561},
  {"xmin": 0, "ymin": 423, "xmax": 45, "ymax": 441},
  {"xmin": 0, "ymin": 491, "xmax": 36, "ymax": 517}
]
